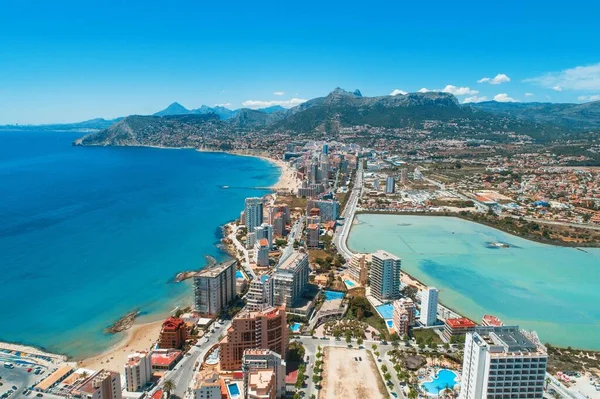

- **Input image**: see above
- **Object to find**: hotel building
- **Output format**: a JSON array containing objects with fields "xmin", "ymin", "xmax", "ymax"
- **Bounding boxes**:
[
  {"xmin": 245, "ymin": 197, "xmax": 264, "ymax": 233},
  {"xmin": 242, "ymin": 349, "xmax": 286, "ymax": 399},
  {"xmin": 255, "ymin": 238, "xmax": 270, "ymax": 267},
  {"xmin": 158, "ymin": 317, "xmax": 187, "ymax": 349},
  {"xmin": 193, "ymin": 260, "xmax": 236, "ymax": 316},
  {"xmin": 272, "ymin": 250, "xmax": 309, "ymax": 308},
  {"xmin": 443, "ymin": 318, "xmax": 478, "ymax": 341},
  {"xmin": 392, "ymin": 298, "xmax": 415, "ymax": 337},
  {"xmin": 219, "ymin": 306, "xmax": 288, "ymax": 371},
  {"xmin": 306, "ymin": 224, "xmax": 319, "ymax": 249},
  {"xmin": 74, "ymin": 370, "xmax": 122, "ymax": 399},
  {"xmin": 460, "ymin": 326, "xmax": 547, "ymax": 399},
  {"xmin": 192, "ymin": 370, "xmax": 222, "ymax": 399},
  {"xmin": 124, "ymin": 352, "xmax": 152, "ymax": 392},
  {"xmin": 420, "ymin": 286, "xmax": 439, "ymax": 327},
  {"xmin": 370, "ymin": 250, "xmax": 402, "ymax": 302},
  {"xmin": 347, "ymin": 253, "xmax": 368, "ymax": 286}
]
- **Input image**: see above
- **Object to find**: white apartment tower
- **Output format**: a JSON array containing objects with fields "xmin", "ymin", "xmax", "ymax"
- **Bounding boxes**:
[
  {"xmin": 245, "ymin": 197, "xmax": 264, "ymax": 233},
  {"xmin": 370, "ymin": 250, "xmax": 402, "ymax": 302},
  {"xmin": 272, "ymin": 250, "xmax": 309, "ymax": 307},
  {"xmin": 242, "ymin": 349, "xmax": 286, "ymax": 399},
  {"xmin": 460, "ymin": 326, "xmax": 547, "ymax": 399},
  {"xmin": 193, "ymin": 260, "xmax": 236, "ymax": 315},
  {"xmin": 420, "ymin": 286, "xmax": 439, "ymax": 327},
  {"xmin": 124, "ymin": 352, "xmax": 152, "ymax": 392},
  {"xmin": 254, "ymin": 223, "xmax": 273, "ymax": 250}
]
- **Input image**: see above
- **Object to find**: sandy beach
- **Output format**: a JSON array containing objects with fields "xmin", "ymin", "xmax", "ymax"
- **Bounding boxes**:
[{"xmin": 78, "ymin": 320, "xmax": 163, "ymax": 374}]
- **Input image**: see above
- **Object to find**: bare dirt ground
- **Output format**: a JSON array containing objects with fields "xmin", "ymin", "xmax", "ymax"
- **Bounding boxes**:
[{"xmin": 321, "ymin": 347, "xmax": 387, "ymax": 399}]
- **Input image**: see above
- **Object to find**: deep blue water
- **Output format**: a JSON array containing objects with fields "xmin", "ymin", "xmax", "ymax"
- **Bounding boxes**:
[{"xmin": 0, "ymin": 130, "xmax": 278, "ymax": 358}]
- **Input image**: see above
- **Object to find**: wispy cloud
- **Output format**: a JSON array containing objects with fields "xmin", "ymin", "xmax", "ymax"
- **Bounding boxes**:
[
  {"xmin": 390, "ymin": 89, "xmax": 407, "ymax": 96},
  {"xmin": 493, "ymin": 93, "xmax": 517, "ymax": 102},
  {"xmin": 577, "ymin": 94, "xmax": 600, "ymax": 102},
  {"xmin": 241, "ymin": 98, "xmax": 307, "ymax": 109},
  {"xmin": 525, "ymin": 62, "xmax": 600, "ymax": 91},
  {"xmin": 524, "ymin": 92, "xmax": 534, "ymax": 97},
  {"xmin": 552, "ymin": 85, "xmax": 562, "ymax": 92},
  {"xmin": 214, "ymin": 103, "xmax": 231, "ymax": 107},
  {"xmin": 442, "ymin": 85, "xmax": 479, "ymax": 96},
  {"xmin": 463, "ymin": 96, "xmax": 488, "ymax": 103},
  {"xmin": 477, "ymin": 73, "xmax": 511, "ymax": 85},
  {"xmin": 273, "ymin": 91, "xmax": 285, "ymax": 96}
]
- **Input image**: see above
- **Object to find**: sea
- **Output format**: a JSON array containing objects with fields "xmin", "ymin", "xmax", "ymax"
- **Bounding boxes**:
[
  {"xmin": 0, "ymin": 130, "xmax": 279, "ymax": 359},
  {"xmin": 348, "ymin": 213, "xmax": 600, "ymax": 350}
]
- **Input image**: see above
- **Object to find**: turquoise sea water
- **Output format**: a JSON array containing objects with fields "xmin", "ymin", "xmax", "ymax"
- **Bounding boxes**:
[
  {"xmin": 0, "ymin": 130, "xmax": 278, "ymax": 358},
  {"xmin": 348, "ymin": 214, "xmax": 600, "ymax": 349}
]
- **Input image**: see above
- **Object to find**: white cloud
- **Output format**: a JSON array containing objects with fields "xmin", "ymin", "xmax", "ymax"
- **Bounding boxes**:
[
  {"xmin": 477, "ymin": 73, "xmax": 511, "ymax": 85},
  {"xmin": 418, "ymin": 88, "xmax": 431, "ymax": 93},
  {"xmin": 214, "ymin": 103, "xmax": 231, "ymax": 107},
  {"xmin": 463, "ymin": 96, "xmax": 488, "ymax": 103},
  {"xmin": 241, "ymin": 98, "xmax": 307, "ymax": 109},
  {"xmin": 525, "ymin": 63, "xmax": 600, "ymax": 91},
  {"xmin": 390, "ymin": 89, "xmax": 407, "ymax": 96},
  {"xmin": 524, "ymin": 92, "xmax": 534, "ymax": 97},
  {"xmin": 493, "ymin": 93, "xmax": 517, "ymax": 102},
  {"xmin": 273, "ymin": 91, "xmax": 285, "ymax": 96},
  {"xmin": 552, "ymin": 85, "xmax": 562, "ymax": 92},
  {"xmin": 577, "ymin": 94, "xmax": 600, "ymax": 102},
  {"xmin": 442, "ymin": 85, "xmax": 479, "ymax": 96}
]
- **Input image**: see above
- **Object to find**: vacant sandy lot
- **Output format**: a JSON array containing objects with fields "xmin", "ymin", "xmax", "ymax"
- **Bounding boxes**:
[{"xmin": 321, "ymin": 347, "xmax": 386, "ymax": 399}]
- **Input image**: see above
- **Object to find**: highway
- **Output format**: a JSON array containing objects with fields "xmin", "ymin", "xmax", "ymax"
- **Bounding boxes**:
[{"xmin": 333, "ymin": 163, "xmax": 363, "ymax": 260}]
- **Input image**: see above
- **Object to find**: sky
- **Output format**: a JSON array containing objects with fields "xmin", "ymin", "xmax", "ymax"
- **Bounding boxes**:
[{"xmin": 1, "ymin": 0, "xmax": 600, "ymax": 124}]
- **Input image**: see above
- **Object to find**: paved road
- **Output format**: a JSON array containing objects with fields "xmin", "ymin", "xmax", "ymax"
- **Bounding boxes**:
[
  {"xmin": 333, "ymin": 164, "xmax": 363, "ymax": 260},
  {"xmin": 149, "ymin": 320, "xmax": 232, "ymax": 399}
]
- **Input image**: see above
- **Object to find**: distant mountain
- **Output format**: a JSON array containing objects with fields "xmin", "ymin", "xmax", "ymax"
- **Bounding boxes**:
[
  {"xmin": 275, "ymin": 87, "xmax": 468, "ymax": 132},
  {"xmin": 0, "ymin": 117, "xmax": 123, "ymax": 132},
  {"xmin": 259, "ymin": 105, "xmax": 286, "ymax": 114},
  {"xmin": 229, "ymin": 108, "xmax": 285, "ymax": 128},
  {"xmin": 152, "ymin": 103, "xmax": 286, "ymax": 120},
  {"xmin": 469, "ymin": 100, "xmax": 600, "ymax": 129},
  {"xmin": 153, "ymin": 102, "xmax": 191, "ymax": 116}
]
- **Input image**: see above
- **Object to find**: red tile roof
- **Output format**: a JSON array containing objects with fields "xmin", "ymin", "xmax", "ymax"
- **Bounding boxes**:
[
  {"xmin": 162, "ymin": 317, "xmax": 185, "ymax": 332},
  {"xmin": 446, "ymin": 317, "xmax": 477, "ymax": 329}
]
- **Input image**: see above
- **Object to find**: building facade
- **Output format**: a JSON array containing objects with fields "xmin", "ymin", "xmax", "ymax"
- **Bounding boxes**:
[
  {"xmin": 306, "ymin": 224, "xmax": 319, "ymax": 249},
  {"xmin": 219, "ymin": 307, "xmax": 288, "ymax": 371},
  {"xmin": 242, "ymin": 349, "xmax": 286, "ymax": 399},
  {"xmin": 75, "ymin": 370, "xmax": 122, "ymax": 399},
  {"xmin": 306, "ymin": 199, "xmax": 339, "ymax": 222},
  {"xmin": 370, "ymin": 250, "xmax": 402, "ymax": 302},
  {"xmin": 347, "ymin": 253, "xmax": 368, "ymax": 286},
  {"xmin": 272, "ymin": 251, "xmax": 309, "ymax": 308},
  {"xmin": 245, "ymin": 198, "xmax": 264, "ymax": 233},
  {"xmin": 193, "ymin": 370, "xmax": 222, "ymax": 399},
  {"xmin": 254, "ymin": 223, "xmax": 273, "ymax": 250},
  {"xmin": 193, "ymin": 260, "xmax": 236, "ymax": 316},
  {"xmin": 460, "ymin": 326, "xmax": 547, "ymax": 399},
  {"xmin": 420, "ymin": 286, "xmax": 439, "ymax": 327},
  {"xmin": 386, "ymin": 176, "xmax": 395, "ymax": 194},
  {"xmin": 124, "ymin": 352, "xmax": 152, "ymax": 392},
  {"xmin": 158, "ymin": 317, "xmax": 187, "ymax": 349},
  {"xmin": 255, "ymin": 239, "xmax": 270, "ymax": 267},
  {"xmin": 392, "ymin": 298, "xmax": 415, "ymax": 337}
]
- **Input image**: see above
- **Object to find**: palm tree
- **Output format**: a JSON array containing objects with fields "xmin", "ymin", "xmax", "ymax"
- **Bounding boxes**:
[{"xmin": 163, "ymin": 379, "xmax": 176, "ymax": 398}]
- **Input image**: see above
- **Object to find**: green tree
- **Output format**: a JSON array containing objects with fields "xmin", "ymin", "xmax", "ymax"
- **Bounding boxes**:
[
  {"xmin": 357, "ymin": 337, "xmax": 364, "ymax": 346},
  {"xmin": 163, "ymin": 380, "xmax": 176, "ymax": 398}
]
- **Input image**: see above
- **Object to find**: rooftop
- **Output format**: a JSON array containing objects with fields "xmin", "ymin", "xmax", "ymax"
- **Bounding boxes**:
[
  {"xmin": 277, "ymin": 250, "xmax": 307, "ymax": 272},
  {"xmin": 372, "ymin": 250, "xmax": 401, "ymax": 261},
  {"xmin": 161, "ymin": 317, "xmax": 185, "ymax": 332},
  {"xmin": 248, "ymin": 369, "xmax": 274, "ymax": 391},
  {"xmin": 196, "ymin": 259, "xmax": 236, "ymax": 278},
  {"xmin": 34, "ymin": 365, "xmax": 74, "ymax": 391},
  {"xmin": 151, "ymin": 350, "xmax": 182, "ymax": 366},
  {"xmin": 446, "ymin": 317, "xmax": 477, "ymax": 329}
]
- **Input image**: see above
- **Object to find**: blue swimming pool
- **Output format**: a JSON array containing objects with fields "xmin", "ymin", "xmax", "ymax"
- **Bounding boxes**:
[
  {"xmin": 375, "ymin": 303, "xmax": 394, "ymax": 319},
  {"xmin": 227, "ymin": 382, "xmax": 241, "ymax": 397},
  {"xmin": 386, "ymin": 320, "xmax": 393, "ymax": 328},
  {"xmin": 421, "ymin": 369, "xmax": 458, "ymax": 395},
  {"xmin": 290, "ymin": 322, "xmax": 302, "ymax": 333},
  {"xmin": 344, "ymin": 279, "xmax": 356, "ymax": 287},
  {"xmin": 236, "ymin": 270, "xmax": 244, "ymax": 279},
  {"xmin": 261, "ymin": 274, "xmax": 270, "ymax": 282},
  {"xmin": 323, "ymin": 290, "xmax": 345, "ymax": 301}
]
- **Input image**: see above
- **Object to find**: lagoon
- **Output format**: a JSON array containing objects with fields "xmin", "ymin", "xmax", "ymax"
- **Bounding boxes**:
[
  {"xmin": 0, "ymin": 130, "xmax": 278, "ymax": 358},
  {"xmin": 348, "ymin": 214, "xmax": 600, "ymax": 349}
]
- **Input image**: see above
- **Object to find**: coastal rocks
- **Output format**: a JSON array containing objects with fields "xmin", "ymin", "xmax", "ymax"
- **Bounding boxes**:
[
  {"xmin": 174, "ymin": 271, "xmax": 197, "ymax": 282},
  {"xmin": 105, "ymin": 309, "xmax": 140, "ymax": 334}
]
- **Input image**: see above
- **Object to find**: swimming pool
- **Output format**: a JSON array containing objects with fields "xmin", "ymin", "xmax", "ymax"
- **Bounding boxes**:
[
  {"xmin": 323, "ymin": 290, "xmax": 345, "ymax": 301},
  {"xmin": 236, "ymin": 270, "xmax": 244, "ymax": 279},
  {"xmin": 344, "ymin": 279, "xmax": 356, "ymax": 287},
  {"xmin": 375, "ymin": 303, "xmax": 394, "ymax": 319},
  {"xmin": 260, "ymin": 274, "xmax": 270, "ymax": 282},
  {"xmin": 386, "ymin": 320, "xmax": 393, "ymax": 329},
  {"xmin": 421, "ymin": 369, "xmax": 458, "ymax": 395},
  {"xmin": 227, "ymin": 382, "xmax": 241, "ymax": 398},
  {"xmin": 290, "ymin": 322, "xmax": 302, "ymax": 333}
]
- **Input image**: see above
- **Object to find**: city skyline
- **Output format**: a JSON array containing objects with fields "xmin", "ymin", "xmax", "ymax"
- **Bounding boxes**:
[{"xmin": 2, "ymin": 0, "xmax": 600, "ymax": 124}]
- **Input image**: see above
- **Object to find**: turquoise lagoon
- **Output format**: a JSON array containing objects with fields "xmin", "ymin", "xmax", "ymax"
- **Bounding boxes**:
[
  {"xmin": 0, "ymin": 130, "xmax": 279, "ymax": 358},
  {"xmin": 348, "ymin": 214, "xmax": 600, "ymax": 349}
]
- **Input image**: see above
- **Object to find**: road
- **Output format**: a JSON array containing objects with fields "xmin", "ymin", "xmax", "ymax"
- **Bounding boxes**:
[
  {"xmin": 277, "ymin": 217, "xmax": 304, "ymax": 268},
  {"xmin": 227, "ymin": 225, "xmax": 255, "ymax": 279},
  {"xmin": 333, "ymin": 164, "xmax": 363, "ymax": 260},
  {"xmin": 149, "ymin": 320, "xmax": 232, "ymax": 399}
]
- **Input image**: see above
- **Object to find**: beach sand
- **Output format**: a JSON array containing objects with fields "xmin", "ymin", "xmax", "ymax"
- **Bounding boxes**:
[
  {"xmin": 263, "ymin": 157, "xmax": 301, "ymax": 193},
  {"xmin": 78, "ymin": 320, "xmax": 162, "ymax": 374}
]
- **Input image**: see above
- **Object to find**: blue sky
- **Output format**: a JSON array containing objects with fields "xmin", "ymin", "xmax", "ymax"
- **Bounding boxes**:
[{"xmin": 1, "ymin": 0, "xmax": 600, "ymax": 124}]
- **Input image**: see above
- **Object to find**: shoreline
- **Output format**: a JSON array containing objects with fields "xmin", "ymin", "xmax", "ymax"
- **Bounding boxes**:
[{"xmin": 346, "ymin": 211, "xmax": 600, "ymax": 351}]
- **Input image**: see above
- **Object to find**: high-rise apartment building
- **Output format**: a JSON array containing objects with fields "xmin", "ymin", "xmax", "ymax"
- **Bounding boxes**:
[
  {"xmin": 242, "ymin": 349, "xmax": 286, "ymax": 399},
  {"xmin": 306, "ymin": 224, "xmax": 319, "ymax": 249},
  {"xmin": 158, "ymin": 317, "xmax": 187, "ymax": 349},
  {"xmin": 193, "ymin": 260, "xmax": 236, "ymax": 316},
  {"xmin": 420, "ymin": 286, "xmax": 439, "ymax": 327},
  {"xmin": 386, "ymin": 176, "xmax": 395, "ymax": 194},
  {"xmin": 192, "ymin": 370, "xmax": 222, "ymax": 399},
  {"xmin": 124, "ymin": 352, "xmax": 152, "ymax": 392},
  {"xmin": 219, "ymin": 307, "xmax": 288, "ymax": 371},
  {"xmin": 460, "ymin": 326, "xmax": 547, "ymax": 399},
  {"xmin": 246, "ymin": 278, "xmax": 273, "ymax": 311},
  {"xmin": 255, "ymin": 238, "xmax": 270, "ymax": 267},
  {"xmin": 254, "ymin": 223, "xmax": 273, "ymax": 250},
  {"xmin": 245, "ymin": 198, "xmax": 264, "ymax": 233},
  {"xmin": 392, "ymin": 298, "xmax": 415, "ymax": 337},
  {"xmin": 75, "ymin": 370, "xmax": 122, "ymax": 399},
  {"xmin": 272, "ymin": 250, "xmax": 309, "ymax": 307},
  {"xmin": 306, "ymin": 199, "xmax": 339, "ymax": 222},
  {"xmin": 347, "ymin": 253, "xmax": 368, "ymax": 286},
  {"xmin": 370, "ymin": 250, "xmax": 402, "ymax": 302}
]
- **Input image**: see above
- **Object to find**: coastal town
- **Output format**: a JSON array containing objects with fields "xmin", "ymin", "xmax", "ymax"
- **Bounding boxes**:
[{"xmin": 2, "ymin": 140, "xmax": 599, "ymax": 399}]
